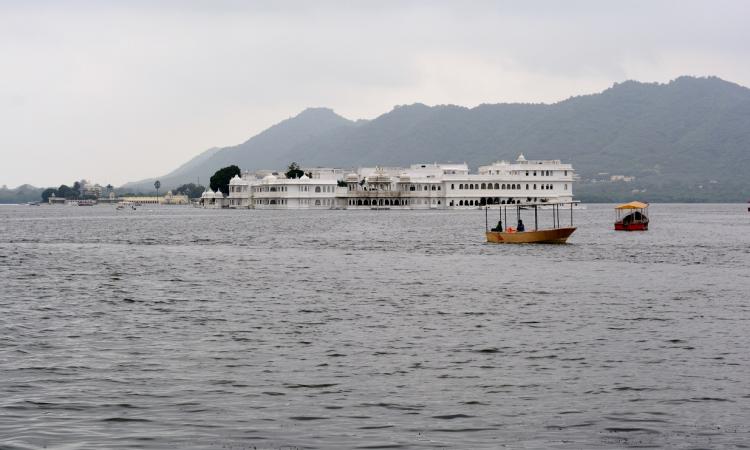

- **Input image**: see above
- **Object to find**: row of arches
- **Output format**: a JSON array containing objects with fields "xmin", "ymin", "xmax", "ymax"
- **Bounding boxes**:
[
  {"xmin": 346, "ymin": 198, "xmax": 443, "ymax": 206},
  {"xmin": 455, "ymin": 183, "xmax": 521, "ymax": 190},
  {"xmin": 454, "ymin": 183, "xmax": 563, "ymax": 191},
  {"xmin": 451, "ymin": 198, "xmax": 521, "ymax": 207}
]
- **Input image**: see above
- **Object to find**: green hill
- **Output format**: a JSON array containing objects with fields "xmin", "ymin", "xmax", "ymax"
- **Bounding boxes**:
[{"xmin": 123, "ymin": 76, "xmax": 750, "ymax": 202}]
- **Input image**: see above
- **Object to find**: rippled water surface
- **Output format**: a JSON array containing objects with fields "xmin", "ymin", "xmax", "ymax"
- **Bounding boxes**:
[{"xmin": 1, "ymin": 204, "xmax": 749, "ymax": 449}]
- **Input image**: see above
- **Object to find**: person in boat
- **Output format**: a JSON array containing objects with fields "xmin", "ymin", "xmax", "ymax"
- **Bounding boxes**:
[
  {"xmin": 490, "ymin": 220, "xmax": 503, "ymax": 232},
  {"xmin": 517, "ymin": 219, "xmax": 525, "ymax": 232}
]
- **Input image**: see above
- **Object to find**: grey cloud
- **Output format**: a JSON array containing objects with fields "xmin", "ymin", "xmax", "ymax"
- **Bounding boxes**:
[{"xmin": 0, "ymin": 0, "xmax": 748, "ymax": 187}]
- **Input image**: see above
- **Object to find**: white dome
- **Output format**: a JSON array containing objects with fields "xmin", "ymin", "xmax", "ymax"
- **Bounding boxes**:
[
  {"xmin": 517, "ymin": 154, "xmax": 526, "ymax": 162},
  {"xmin": 262, "ymin": 174, "xmax": 277, "ymax": 181},
  {"xmin": 229, "ymin": 175, "xmax": 242, "ymax": 184},
  {"xmin": 213, "ymin": 190, "xmax": 224, "ymax": 198},
  {"xmin": 300, "ymin": 174, "xmax": 309, "ymax": 180},
  {"xmin": 201, "ymin": 189, "xmax": 212, "ymax": 198}
]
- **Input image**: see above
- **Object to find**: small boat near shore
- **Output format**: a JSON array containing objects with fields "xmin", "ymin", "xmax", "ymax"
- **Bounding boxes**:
[
  {"xmin": 485, "ymin": 202, "xmax": 577, "ymax": 244},
  {"xmin": 116, "ymin": 201, "xmax": 137, "ymax": 210}
]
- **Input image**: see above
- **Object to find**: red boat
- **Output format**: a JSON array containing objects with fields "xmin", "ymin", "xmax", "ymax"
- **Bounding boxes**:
[{"xmin": 615, "ymin": 201, "xmax": 649, "ymax": 231}]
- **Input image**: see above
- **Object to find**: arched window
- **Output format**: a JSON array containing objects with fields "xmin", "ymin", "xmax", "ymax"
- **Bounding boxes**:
[
  {"xmin": 451, "ymin": 184, "xmax": 455, "ymax": 190},
  {"xmin": 459, "ymin": 200, "xmax": 464, "ymax": 206},
  {"xmin": 534, "ymin": 184, "xmax": 537, "ymax": 190},
  {"xmin": 494, "ymin": 183, "xmax": 499, "ymax": 189},
  {"xmin": 481, "ymin": 183, "xmax": 486, "ymax": 189},
  {"xmin": 424, "ymin": 185, "xmax": 428, "ymax": 191},
  {"xmin": 315, "ymin": 186, "xmax": 321, "ymax": 193},
  {"xmin": 501, "ymin": 184, "xmax": 506, "ymax": 190},
  {"xmin": 459, "ymin": 184, "xmax": 463, "ymax": 190}
]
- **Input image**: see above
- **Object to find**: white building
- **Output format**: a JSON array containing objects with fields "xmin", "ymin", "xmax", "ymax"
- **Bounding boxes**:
[
  {"xmin": 199, "ymin": 188, "xmax": 226, "ymax": 208},
  {"xmin": 222, "ymin": 155, "xmax": 575, "ymax": 210},
  {"xmin": 252, "ymin": 169, "xmax": 344, "ymax": 209},
  {"xmin": 227, "ymin": 174, "xmax": 251, "ymax": 208},
  {"xmin": 443, "ymin": 154, "xmax": 574, "ymax": 207}
]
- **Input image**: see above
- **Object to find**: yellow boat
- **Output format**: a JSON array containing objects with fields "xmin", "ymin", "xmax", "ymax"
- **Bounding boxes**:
[
  {"xmin": 484, "ymin": 202, "xmax": 577, "ymax": 244},
  {"xmin": 486, "ymin": 227, "xmax": 576, "ymax": 244}
]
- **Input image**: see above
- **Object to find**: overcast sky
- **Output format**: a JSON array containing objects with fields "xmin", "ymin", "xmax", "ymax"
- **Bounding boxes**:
[{"xmin": 2, "ymin": 0, "xmax": 749, "ymax": 188}]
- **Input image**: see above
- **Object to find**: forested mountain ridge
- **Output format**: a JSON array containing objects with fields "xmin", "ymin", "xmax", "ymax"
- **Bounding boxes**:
[{"xmin": 122, "ymin": 76, "xmax": 750, "ymax": 202}]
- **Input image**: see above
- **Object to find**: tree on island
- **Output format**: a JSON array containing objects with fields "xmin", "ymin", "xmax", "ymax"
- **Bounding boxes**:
[
  {"xmin": 57, "ymin": 184, "xmax": 79, "ymax": 199},
  {"xmin": 41, "ymin": 188, "xmax": 57, "ymax": 202},
  {"xmin": 285, "ymin": 162, "xmax": 304, "ymax": 179},
  {"xmin": 210, "ymin": 165, "xmax": 241, "ymax": 196},
  {"xmin": 173, "ymin": 183, "xmax": 206, "ymax": 199}
]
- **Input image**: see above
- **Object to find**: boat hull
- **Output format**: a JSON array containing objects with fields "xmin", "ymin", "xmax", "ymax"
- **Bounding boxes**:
[
  {"xmin": 615, "ymin": 222, "xmax": 648, "ymax": 231},
  {"xmin": 485, "ymin": 227, "xmax": 577, "ymax": 244}
]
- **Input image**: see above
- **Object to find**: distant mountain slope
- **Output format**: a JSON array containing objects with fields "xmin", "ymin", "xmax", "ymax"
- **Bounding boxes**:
[
  {"xmin": 0, "ymin": 184, "xmax": 44, "ymax": 203},
  {"xmin": 121, "ymin": 107, "xmax": 356, "ymax": 192},
  {"xmin": 123, "ymin": 76, "xmax": 750, "ymax": 201}
]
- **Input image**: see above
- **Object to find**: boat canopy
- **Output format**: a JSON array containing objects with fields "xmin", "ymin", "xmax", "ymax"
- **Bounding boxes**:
[{"xmin": 615, "ymin": 201, "xmax": 648, "ymax": 210}]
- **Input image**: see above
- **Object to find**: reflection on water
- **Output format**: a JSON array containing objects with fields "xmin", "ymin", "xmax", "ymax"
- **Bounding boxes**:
[{"xmin": 1, "ymin": 204, "xmax": 749, "ymax": 449}]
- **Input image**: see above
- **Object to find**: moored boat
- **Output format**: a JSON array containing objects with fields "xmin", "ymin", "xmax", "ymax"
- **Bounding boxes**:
[{"xmin": 614, "ymin": 201, "xmax": 649, "ymax": 231}]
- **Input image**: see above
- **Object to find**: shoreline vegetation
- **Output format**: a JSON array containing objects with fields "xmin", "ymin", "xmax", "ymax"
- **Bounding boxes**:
[{"xmin": 1, "ymin": 181, "xmax": 747, "ymax": 205}]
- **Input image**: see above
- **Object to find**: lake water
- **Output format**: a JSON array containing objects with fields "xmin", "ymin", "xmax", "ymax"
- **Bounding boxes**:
[{"xmin": 1, "ymin": 204, "xmax": 749, "ymax": 449}]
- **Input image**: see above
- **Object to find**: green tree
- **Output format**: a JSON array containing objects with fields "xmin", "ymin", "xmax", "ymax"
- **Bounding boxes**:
[
  {"xmin": 41, "ymin": 188, "xmax": 57, "ymax": 202},
  {"xmin": 174, "ymin": 183, "xmax": 206, "ymax": 199},
  {"xmin": 57, "ymin": 184, "xmax": 78, "ymax": 199},
  {"xmin": 210, "ymin": 165, "xmax": 241, "ymax": 195},
  {"xmin": 285, "ymin": 162, "xmax": 304, "ymax": 179}
]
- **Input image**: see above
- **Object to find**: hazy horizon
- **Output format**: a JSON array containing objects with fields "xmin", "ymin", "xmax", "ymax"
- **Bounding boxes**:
[{"xmin": 2, "ymin": 0, "xmax": 749, "ymax": 188}]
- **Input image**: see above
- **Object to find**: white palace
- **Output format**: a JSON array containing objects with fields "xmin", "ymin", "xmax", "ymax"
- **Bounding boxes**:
[{"xmin": 199, "ymin": 155, "xmax": 575, "ymax": 209}]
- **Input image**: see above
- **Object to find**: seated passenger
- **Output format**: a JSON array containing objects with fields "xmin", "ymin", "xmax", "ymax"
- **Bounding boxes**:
[
  {"xmin": 517, "ymin": 220, "xmax": 525, "ymax": 232},
  {"xmin": 490, "ymin": 220, "xmax": 503, "ymax": 232}
]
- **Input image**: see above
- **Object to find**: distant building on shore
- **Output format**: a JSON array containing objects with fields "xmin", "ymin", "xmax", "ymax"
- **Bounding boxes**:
[
  {"xmin": 204, "ymin": 154, "xmax": 575, "ymax": 209},
  {"xmin": 118, "ymin": 191, "xmax": 189, "ymax": 205}
]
